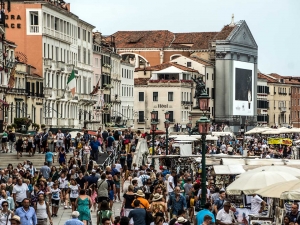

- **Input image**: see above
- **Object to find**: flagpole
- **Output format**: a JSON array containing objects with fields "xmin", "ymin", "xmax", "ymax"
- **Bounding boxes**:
[{"xmin": 62, "ymin": 64, "xmax": 75, "ymax": 98}]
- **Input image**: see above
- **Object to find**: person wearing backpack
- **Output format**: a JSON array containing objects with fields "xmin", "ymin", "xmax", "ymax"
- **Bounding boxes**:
[
  {"xmin": 213, "ymin": 190, "xmax": 226, "ymax": 216},
  {"xmin": 8, "ymin": 130, "xmax": 16, "ymax": 153},
  {"xmin": 286, "ymin": 204, "xmax": 300, "ymax": 224},
  {"xmin": 97, "ymin": 200, "xmax": 113, "ymax": 225}
]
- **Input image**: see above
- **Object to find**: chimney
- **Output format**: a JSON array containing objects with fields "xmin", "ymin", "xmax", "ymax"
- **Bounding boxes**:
[{"xmin": 66, "ymin": 3, "xmax": 70, "ymax": 12}]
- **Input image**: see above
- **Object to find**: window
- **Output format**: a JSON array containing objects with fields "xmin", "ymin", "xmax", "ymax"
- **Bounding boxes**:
[
  {"xmin": 153, "ymin": 92, "xmax": 158, "ymax": 101},
  {"xmin": 78, "ymin": 47, "xmax": 81, "ymax": 62},
  {"xmin": 138, "ymin": 111, "xmax": 145, "ymax": 122},
  {"xmin": 212, "ymin": 88, "xmax": 215, "ymax": 99},
  {"xmin": 55, "ymin": 47, "xmax": 59, "ymax": 61},
  {"xmin": 206, "ymin": 73, "xmax": 209, "ymax": 80},
  {"xmin": 78, "ymin": 27, "xmax": 80, "ymax": 38},
  {"xmin": 95, "ymin": 58, "xmax": 98, "ymax": 67},
  {"xmin": 30, "ymin": 11, "xmax": 39, "ymax": 33},
  {"xmin": 168, "ymin": 92, "xmax": 173, "ymax": 101},
  {"xmin": 88, "ymin": 32, "xmax": 91, "ymax": 43},
  {"xmin": 206, "ymin": 88, "xmax": 210, "ymax": 96},
  {"xmin": 88, "ymin": 50, "xmax": 90, "ymax": 65},
  {"xmin": 139, "ymin": 92, "xmax": 144, "ymax": 101},
  {"xmin": 187, "ymin": 62, "xmax": 191, "ymax": 67},
  {"xmin": 83, "ymin": 29, "xmax": 86, "ymax": 41},
  {"xmin": 83, "ymin": 48, "xmax": 86, "ymax": 64},
  {"xmin": 169, "ymin": 111, "xmax": 174, "ymax": 122},
  {"xmin": 212, "ymin": 73, "xmax": 214, "ymax": 80}
]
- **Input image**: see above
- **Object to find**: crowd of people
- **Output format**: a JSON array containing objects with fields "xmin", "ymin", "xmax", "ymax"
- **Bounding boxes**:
[{"xmin": 1, "ymin": 126, "xmax": 300, "ymax": 225}]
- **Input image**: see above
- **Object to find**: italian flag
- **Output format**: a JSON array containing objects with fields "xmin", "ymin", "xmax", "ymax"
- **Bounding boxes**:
[{"xmin": 68, "ymin": 70, "xmax": 76, "ymax": 96}]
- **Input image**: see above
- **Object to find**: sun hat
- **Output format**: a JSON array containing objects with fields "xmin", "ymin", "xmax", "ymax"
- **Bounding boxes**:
[
  {"xmin": 9, "ymin": 215, "xmax": 21, "ymax": 222},
  {"xmin": 152, "ymin": 193, "xmax": 163, "ymax": 202},
  {"xmin": 177, "ymin": 217, "xmax": 187, "ymax": 223},
  {"xmin": 135, "ymin": 190, "xmax": 145, "ymax": 197}
]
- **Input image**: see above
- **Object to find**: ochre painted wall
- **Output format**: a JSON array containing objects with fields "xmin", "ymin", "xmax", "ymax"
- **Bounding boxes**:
[{"xmin": 5, "ymin": 3, "xmax": 43, "ymax": 75}]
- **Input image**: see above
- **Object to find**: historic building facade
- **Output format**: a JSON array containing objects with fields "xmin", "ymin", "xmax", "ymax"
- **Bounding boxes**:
[{"xmin": 5, "ymin": 0, "xmax": 96, "ymax": 129}]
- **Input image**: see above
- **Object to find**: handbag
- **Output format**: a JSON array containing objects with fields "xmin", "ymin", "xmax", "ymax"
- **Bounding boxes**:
[
  {"xmin": 124, "ymin": 139, "xmax": 130, "ymax": 145},
  {"xmin": 120, "ymin": 207, "xmax": 125, "ymax": 217}
]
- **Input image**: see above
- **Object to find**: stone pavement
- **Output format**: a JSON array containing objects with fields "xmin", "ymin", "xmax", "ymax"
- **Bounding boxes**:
[{"xmin": 52, "ymin": 200, "xmax": 122, "ymax": 225}]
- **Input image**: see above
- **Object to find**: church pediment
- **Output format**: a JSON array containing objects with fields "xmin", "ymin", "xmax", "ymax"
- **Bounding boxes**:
[{"xmin": 228, "ymin": 21, "xmax": 258, "ymax": 49}]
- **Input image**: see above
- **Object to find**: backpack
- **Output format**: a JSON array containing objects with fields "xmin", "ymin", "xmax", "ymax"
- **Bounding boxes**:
[{"xmin": 98, "ymin": 210, "xmax": 112, "ymax": 222}]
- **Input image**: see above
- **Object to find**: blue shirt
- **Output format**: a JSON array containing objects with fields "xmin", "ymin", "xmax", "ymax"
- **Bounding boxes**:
[
  {"xmin": 15, "ymin": 206, "xmax": 37, "ymax": 225},
  {"xmin": 45, "ymin": 152, "xmax": 54, "ymax": 162},
  {"xmin": 90, "ymin": 140, "xmax": 100, "ymax": 152},
  {"xmin": 196, "ymin": 209, "xmax": 215, "ymax": 225},
  {"xmin": 107, "ymin": 136, "xmax": 115, "ymax": 147},
  {"xmin": 168, "ymin": 193, "xmax": 187, "ymax": 216},
  {"xmin": 64, "ymin": 218, "xmax": 84, "ymax": 225}
]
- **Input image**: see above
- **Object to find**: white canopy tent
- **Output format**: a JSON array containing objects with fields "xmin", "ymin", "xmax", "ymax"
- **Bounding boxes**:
[
  {"xmin": 213, "ymin": 165, "xmax": 245, "ymax": 175},
  {"xmin": 245, "ymin": 127, "xmax": 271, "ymax": 135},
  {"xmin": 222, "ymin": 158, "xmax": 245, "ymax": 165}
]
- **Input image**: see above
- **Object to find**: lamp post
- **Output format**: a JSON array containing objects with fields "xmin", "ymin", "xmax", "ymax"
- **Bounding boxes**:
[
  {"xmin": 164, "ymin": 111, "xmax": 170, "ymax": 155},
  {"xmin": 197, "ymin": 92, "xmax": 211, "ymax": 208},
  {"xmin": 150, "ymin": 110, "xmax": 158, "ymax": 166}
]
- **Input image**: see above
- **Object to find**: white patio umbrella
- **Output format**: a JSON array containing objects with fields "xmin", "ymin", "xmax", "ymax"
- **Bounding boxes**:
[
  {"xmin": 249, "ymin": 166, "xmax": 300, "ymax": 178},
  {"xmin": 280, "ymin": 190, "xmax": 300, "ymax": 200},
  {"xmin": 226, "ymin": 170, "xmax": 298, "ymax": 195},
  {"xmin": 256, "ymin": 180, "xmax": 300, "ymax": 198},
  {"xmin": 245, "ymin": 127, "xmax": 270, "ymax": 135}
]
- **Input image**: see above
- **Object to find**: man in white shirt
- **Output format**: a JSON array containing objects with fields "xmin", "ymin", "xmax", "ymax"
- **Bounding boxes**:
[
  {"xmin": 56, "ymin": 130, "xmax": 65, "ymax": 150},
  {"xmin": 167, "ymin": 171, "xmax": 176, "ymax": 196},
  {"xmin": 250, "ymin": 194, "xmax": 266, "ymax": 215},
  {"xmin": 216, "ymin": 202, "xmax": 235, "ymax": 225},
  {"xmin": 12, "ymin": 178, "xmax": 29, "ymax": 208}
]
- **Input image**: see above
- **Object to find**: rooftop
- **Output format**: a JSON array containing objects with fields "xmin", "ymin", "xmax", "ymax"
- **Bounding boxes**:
[
  {"xmin": 135, "ymin": 62, "xmax": 199, "ymax": 73},
  {"xmin": 106, "ymin": 22, "xmax": 238, "ymax": 50}
]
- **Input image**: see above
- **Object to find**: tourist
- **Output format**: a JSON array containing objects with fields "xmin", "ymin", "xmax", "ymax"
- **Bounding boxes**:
[
  {"xmin": 34, "ymin": 193, "xmax": 52, "ymax": 225},
  {"xmin": 15, "ymin": 198, "xmax": 37, "ymax": 225},
  {"xmin": 64, "ymin": 211, "xmax": 84, "ymax": 225},
  {"xmin": 0, "ymin": 200, "xmax": 14, "ymax": 225},
  {"xmin": 76, "ymin": 189, "xmax": 92, "ymax": 225},
  {"xmin": 128, "ymin": 200, "xmax": 146, "ymax": 225},
  {"xmin": 216, "ymin": 202, "xmax": 235, "ymax": 225},
  {"xmin": 97, "ymin": 200, "xmax": 113, "ymax": 225}
]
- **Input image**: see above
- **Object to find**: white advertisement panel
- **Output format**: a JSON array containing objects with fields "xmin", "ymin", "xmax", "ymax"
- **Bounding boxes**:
[{"xmin": 233, "ymin": 61, "xmax": 254, "ymax": 116}]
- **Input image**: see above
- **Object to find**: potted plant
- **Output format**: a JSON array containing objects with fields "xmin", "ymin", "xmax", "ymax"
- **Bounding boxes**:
[
  {"xmin": 32, "ymin": 123, "xmax": 40, "ymax": 130},
  {"xmin": 41, "ymin": 124, "xmax": 46, "ymax": 129}
]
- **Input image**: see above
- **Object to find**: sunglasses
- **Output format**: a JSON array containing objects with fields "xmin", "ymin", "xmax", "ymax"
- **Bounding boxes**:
[{"xmin": 2, "ymin": 205, "xmax": 8, "ymax": 207}]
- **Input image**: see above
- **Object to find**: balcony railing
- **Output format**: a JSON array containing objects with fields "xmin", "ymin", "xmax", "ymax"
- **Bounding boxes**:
[
  {"xmin": 8, "ymin": 88, "xmax": 26, "ymax": 94},
  {"xmin": 280, "ymin": 107, "xmax": 287, "ymax": 113},
  {"xmin": 30, "ymin": 25, "xmax": 39, "ymax": 33}
]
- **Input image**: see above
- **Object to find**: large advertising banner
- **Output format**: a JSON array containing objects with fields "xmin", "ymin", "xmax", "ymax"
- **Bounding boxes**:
[{"xmin": 233, "ymin": 61, "xmax": 254, "ymax": 116}]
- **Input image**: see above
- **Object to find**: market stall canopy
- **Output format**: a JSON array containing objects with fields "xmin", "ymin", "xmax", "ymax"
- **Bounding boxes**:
[
  {"xmin": 256, "ymin": 180, "xmax": 300, "ymax": 198},
  {"xmin": 211, "ymin": 132, "xmax": 233, "ymax": 137},
  {"xmin": 170, "ymin": 135, "xmax": 218, "ymax": 141},
  {"xmin": 226, "ymin": 170, "xmax": 298, "ymax": 195},
  {"xmin": 245, "ymin": 127, "xmax": 271, "ymax": 135},
  {"xmin": 245, "ymin": 158, "xmax": 284, "ymax": 166},
  {"xmin": 213, "ymin": 165, "xmax": 245, "ymax": 175},
  {"xmin": 222, "ymin": 158, "xmax": 245, "ymax": 165},
  {"xmin": 261, "ymin": 129, "xmax": 282, "ymax": 135},
  {"xmin": 249, "ymin": 165, "xmax": 300, "ymax": 178},
  {"xmin": 280, "ymin": 190, "xmax": 300, "ymax": 200}
]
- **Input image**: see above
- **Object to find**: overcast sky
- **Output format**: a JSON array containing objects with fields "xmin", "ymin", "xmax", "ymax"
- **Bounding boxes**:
[{"xmin": 70, "ymin": 0, "xmax": 300, "ymax": 76}]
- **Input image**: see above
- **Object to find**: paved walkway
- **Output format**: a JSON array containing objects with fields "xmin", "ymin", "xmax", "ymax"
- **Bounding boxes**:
[{"xmin": 53, "ymin": 201, "xmax": 122, "ymax": 225}]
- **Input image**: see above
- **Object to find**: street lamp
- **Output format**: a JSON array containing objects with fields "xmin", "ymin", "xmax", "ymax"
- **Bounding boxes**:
[
  {"xmin": 197, "ymin": 92, "xmax": 211, "ymax": 209},
  {"xmin": 150, "ymin": 110, "xmax": 158, "ymax": 166},
  {"xmin": 164, "ymin": 111, "xmax": 170, "ymax": 155}
]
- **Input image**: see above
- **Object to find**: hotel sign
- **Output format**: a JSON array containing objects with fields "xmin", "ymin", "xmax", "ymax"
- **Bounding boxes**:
[
  {"xmin": 154, "ymin": 104, "xmax": 172, "ymax": 109},
  {"xmin": 5, "ymin": 14, "xmax": 22, "ymax": 29}
]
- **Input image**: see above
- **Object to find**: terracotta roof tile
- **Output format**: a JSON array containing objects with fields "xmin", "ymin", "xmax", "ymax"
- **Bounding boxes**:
[
  {"xmin": 186, "ymin": 56, "xmax": 213, "ymax": 66},
  {"xmin": 213, "ymin": 25, "xmax": 236, "ymax": 41},
  {"xmin": 135, "ymin": 62, "xmax": 199, "ymax": 73},
  {"xmin": 134, "ymin": 78, "xmax": 149, "ymax": 85},
  {"xmin": 173, "ymin": 32, "xmax": 218, "ymax": 49},
  {"xmin": 258, "ymin": 73, "xmax": 278, "ymax": 83},
  {"xmin": 108, "ymin": 26, "xmax": 234, "ymax": 50},
  {"xmin": 108, "ymin": 30, "xmax": 174, "ymax": 48}
]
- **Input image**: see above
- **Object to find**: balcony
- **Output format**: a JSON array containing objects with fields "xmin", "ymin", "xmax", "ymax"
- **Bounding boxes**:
[
  {"xmin": 44, "ymin": 58, "xmax": 52, "ymax": 68},
  {"xmin": 57, "ymin": 61, "xmax": 65, "ymax": 71},
  {"xmin": 45, "ymin": 118, "xmax": 57, "ymax": 126},
  {"xmin": 30, "ymin": 25, "xmax": 39, "ymax": 33},
  {"xmin": 280, "ymin": 107, "xmax": 287, "ymax": 113},
  {"xmin": 58, "ymin": 118, "xmax": 68, "ymax": 127},
  {"xmin": 69, "ymin": 119, "xmax": 74, "ymax": 127},
  {"xmin": 7, "ymin": 88, "xmax": 26, "ymax": 94},
  {"xmin": 66, "ymin": 64, "xmax": 73, "ymax": 73},
  {"xmin": 44, "ymin": 87, "xmax": 53, "ymax": 98},
  {"xmin": 148, "ymin": 79, "xmax": 193, "ymax": 87}
]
